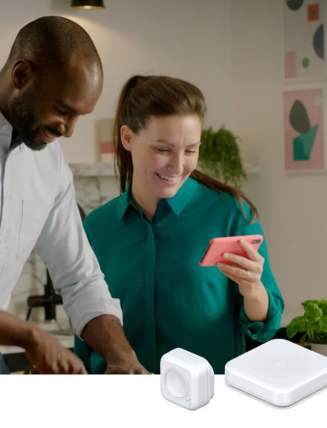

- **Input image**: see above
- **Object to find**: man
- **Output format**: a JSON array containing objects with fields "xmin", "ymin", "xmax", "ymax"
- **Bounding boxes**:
[{"xmin": 0, "ymin": 16, "xmax": 148, "ymax": 374}]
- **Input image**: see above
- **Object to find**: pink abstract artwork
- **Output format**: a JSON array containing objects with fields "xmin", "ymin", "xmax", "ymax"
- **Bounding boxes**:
[{"xmin": 284, "ymin": 88, "xmax": 324, "ymax": 171}]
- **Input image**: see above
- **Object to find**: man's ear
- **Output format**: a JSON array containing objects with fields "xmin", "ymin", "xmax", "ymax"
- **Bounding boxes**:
[
  {"xmin": 120, "ymin": 125, "xmax": 134, "ymax": 152},
  {"xmin": 12, "ymin": 60, "xmax": 34, "ymax": 91}
]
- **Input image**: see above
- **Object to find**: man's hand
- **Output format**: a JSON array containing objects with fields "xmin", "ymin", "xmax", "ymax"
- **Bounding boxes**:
[
  {"xmin": 105, "ymin": 349, "xmax": 148, "ymax": 374},
  {"xmin": 82, "ymin": 315, "xmax": 149, "ymax": 374},
  {"xmin": 24, "ymin": 327, "xmax": 87, "ymax": 374},
  {"xmin": 0, "ymin": 310, "xmax": 87, "ymax": 374}
]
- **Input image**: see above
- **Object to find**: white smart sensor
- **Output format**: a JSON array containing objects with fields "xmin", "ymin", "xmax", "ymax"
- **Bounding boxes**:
[
  {"xmin": 225, "ymin": 339, "xmax": 327, "ymax": 407},
  {"xmin": 160, "ymin": 348, "xmax": 214, "ymax": 410}
]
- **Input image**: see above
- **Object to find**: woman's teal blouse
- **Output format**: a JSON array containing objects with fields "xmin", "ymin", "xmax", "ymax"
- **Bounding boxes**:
[{"xmin": 74, "ymin": 177, "xmax": 284, "ymax": 374}]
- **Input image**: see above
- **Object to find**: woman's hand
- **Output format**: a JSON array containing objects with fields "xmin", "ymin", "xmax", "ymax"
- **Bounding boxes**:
[{"xmin": 217, "ymin": 238, "xmax": 265, "ymax": 298}]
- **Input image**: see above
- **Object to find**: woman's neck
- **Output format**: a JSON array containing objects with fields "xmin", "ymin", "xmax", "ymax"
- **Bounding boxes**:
[{"xmin": 131, "ymin": 181, "xmax": 158, "ymax": 222}]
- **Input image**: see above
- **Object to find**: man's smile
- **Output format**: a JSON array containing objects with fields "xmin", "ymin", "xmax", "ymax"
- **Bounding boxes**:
[{"xmin": 39, "ymin": 127, "xmax": 61, "ymax": 143}]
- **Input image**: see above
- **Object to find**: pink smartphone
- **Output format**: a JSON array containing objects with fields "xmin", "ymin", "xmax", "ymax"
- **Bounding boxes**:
[{"xmin": 199, "ymin": 234, "xmax": 263, "ymax": 267}]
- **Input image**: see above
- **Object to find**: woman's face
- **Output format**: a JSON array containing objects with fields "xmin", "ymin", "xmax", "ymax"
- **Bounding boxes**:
[{"xmin": 121, "ymin": 114, "xmax": 202, "ymax": 203}]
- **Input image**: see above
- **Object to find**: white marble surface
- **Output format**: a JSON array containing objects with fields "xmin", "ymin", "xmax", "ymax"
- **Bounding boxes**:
[{"xmin": 68, "ymin": 162, "xmax": 115, "ymax": 177}]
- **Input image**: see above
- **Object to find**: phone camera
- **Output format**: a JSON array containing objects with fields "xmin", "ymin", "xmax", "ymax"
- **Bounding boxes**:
[{"xmin": 251, "ymin": 239, "xmax": 261, "ymax": 244}]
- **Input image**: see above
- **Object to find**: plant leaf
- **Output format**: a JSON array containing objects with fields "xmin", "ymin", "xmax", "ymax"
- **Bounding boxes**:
[
  {"xmin": 304, "ymin": 303, "xmax": 322, "ymax": 319},
  {"xmin": 299, "ymin": 333, "xmax": 307, "ymax": 345},
  {"xmin": 318, "ymin": 299, "xmax": 327, "ymax": 315},
  {"xmin": 319, "ymin": 316, "xmax": 327, "ymax": 333},
  {"xmin": 302, "ymin": 299, "xmax": 319, "ymax": 309},
  {"xmin": 286, "ymin": 316, "xmax": 304, "ymax": 337}
]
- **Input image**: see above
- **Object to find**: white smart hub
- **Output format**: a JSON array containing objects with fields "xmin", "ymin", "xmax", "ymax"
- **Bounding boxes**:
[
  {"xmin": 160, "ymin": 348, "xmax": 214, "ymax": 410},
  {"xmin": 225, "ymin": 339, "xmax": 327, "ymax": 407}
]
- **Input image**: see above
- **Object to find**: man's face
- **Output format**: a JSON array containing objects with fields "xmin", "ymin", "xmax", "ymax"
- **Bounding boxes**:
[{"xmin": 9, "ymin": 60, "xmax": 103, "ymax": 151}]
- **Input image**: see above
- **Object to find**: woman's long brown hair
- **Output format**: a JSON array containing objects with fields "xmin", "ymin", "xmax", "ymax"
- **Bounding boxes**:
[{"xmin": 113, "ymin": 75, "xmax": 258, "ymax": 223}]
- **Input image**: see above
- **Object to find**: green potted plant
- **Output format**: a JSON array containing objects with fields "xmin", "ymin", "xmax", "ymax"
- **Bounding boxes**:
[
  {"xmin": 286, "ymin": 299, "xmax": 327, "ymax": 356},
  {"xmin": 199, "ymin": 127, "xmax": 246, "ymax": 188}
]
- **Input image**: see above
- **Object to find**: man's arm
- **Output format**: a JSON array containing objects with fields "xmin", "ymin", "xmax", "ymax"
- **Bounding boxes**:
[
  {"xmin": 82, "ymin": 315, "xmax": 148, "ymax": 374},
  {"xmin": 34, "ymin": 147, "xmax": 146, "ymax": 373},
  {"xmin": 0, "ymin": 310, "xmax": 87, "ymax": 374}
]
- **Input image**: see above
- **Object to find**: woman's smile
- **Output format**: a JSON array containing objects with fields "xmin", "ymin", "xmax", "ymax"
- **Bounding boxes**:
[{"xmin": 155, "ymin": 172, "xmax": 182, "ymax": 185}]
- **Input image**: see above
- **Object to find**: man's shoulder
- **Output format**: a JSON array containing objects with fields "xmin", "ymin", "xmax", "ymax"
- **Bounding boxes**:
[
  {"xmin": 18, "ymin": 140, "xmax": 71, "ymax": 204},
  {"xmin": 24, "ymin": 138, "xmax": 62, "ymax": 159},
  {"xmin": 23, "ymin": 139, "xmax": 67, "ymax": 175}
]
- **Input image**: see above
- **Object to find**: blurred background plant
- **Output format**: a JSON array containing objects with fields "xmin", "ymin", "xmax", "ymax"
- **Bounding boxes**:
[
  {"xmin": 286, "ymin": 299, "xmax": 327, "ymax": 345},
  {"xmin": 199, "ymin": 127, "xmax": 246, "ymax": 188}
]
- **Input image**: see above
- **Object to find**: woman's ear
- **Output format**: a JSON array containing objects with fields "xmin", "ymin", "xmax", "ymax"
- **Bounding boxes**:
[{"xmin": 120, "ymin": 125, "xmax": 134, "ymax": 152}]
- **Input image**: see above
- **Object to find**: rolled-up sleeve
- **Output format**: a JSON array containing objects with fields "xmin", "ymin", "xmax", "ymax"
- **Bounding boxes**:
[
  {"xmin": 231, "ymin": 200, "xmax": 284, "ymax": 343},
  {"xmin": 237, "ymin": 289, "xmax": 284, "ymax": 342},
  {"xmin": 33, "ymin": 152, "xmax": 123, "ymax": 337}
]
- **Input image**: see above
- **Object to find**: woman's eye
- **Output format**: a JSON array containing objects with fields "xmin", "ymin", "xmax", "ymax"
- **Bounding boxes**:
[
  {"xmin": 156, "ymin": 148, "xmax": 170, "ymax": 153},
  {"xmin": 186, "ymin": 150, "xmax": 196, "ymax": 154}
]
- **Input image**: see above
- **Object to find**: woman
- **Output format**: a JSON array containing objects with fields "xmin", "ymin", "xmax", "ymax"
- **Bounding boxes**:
[{"xmin": 74, "ymin": 75, "xmax": 284, "ymax": 374}]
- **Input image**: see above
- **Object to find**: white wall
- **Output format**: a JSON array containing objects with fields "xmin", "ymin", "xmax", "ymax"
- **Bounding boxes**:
[
  {"xmin": 231, "ymin": 0, "xmax": 327, "ymax": 322},
  {"xmin": 0, "ymin": 0, "xmax": 233, "ymax": 162}
]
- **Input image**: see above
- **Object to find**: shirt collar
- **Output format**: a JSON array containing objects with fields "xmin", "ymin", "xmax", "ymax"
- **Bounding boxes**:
[
  {"xmin": 0, "ymin": 110, "xmax": 13, "ymax": 153},
  {"xmin": 117, "ymin": 183, "xmax": 139, "ymax": 221},
  {"xmin": 117, "ymin": 176, "xmax": 199, "ymax": 221},
  {"xmin": 0, "ymin": 110, "xmax": 23, "ymax": 153},
  {"xmin": 165, "ymin": 176, "xmax": 198, "ymax": 215}
]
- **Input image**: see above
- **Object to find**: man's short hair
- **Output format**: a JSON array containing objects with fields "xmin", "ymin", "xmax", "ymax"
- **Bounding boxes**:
[{"xmin": 7, "ymin": 16, "xmax": 102, "ymax": 73}]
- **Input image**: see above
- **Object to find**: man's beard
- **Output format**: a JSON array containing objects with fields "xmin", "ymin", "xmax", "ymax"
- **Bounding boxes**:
[{"xmin": 9, "ymin": 89, "xmax": 48, "ymax": 151}]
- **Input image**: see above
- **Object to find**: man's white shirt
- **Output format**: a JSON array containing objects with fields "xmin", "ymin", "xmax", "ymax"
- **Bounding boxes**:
[{"xmin": 0, "ymin": 111, "xmax": 122, "ymax": 336}]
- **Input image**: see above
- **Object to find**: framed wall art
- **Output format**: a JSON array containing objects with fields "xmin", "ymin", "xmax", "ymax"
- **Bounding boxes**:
[
  {"xmin": 283, "ymin": 85, "xmax": 327, "ymax": 172},
  {"xmin": 283, "ymin": 0, "xmax": 326, "ymax": 83}
]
